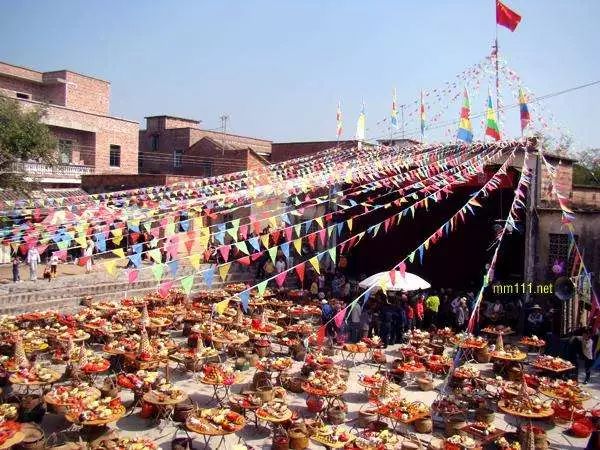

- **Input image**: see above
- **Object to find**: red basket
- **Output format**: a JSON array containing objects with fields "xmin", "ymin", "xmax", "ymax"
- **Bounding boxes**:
[{"xmin": 570, "ymin": 418, "xmax": 593, "ymax": 438}]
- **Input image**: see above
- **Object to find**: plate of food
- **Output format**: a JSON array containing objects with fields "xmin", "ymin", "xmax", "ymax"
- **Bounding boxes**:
[{"xmin": 186, "ymin": 408, "xmax": 245, "ymax": 435}]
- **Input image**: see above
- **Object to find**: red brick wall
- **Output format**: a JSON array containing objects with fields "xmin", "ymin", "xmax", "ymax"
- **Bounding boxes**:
[
  {"xmin": 0, "ymin": 74, "xmax": 46, "ymax": 102},
  {"xmin": 81, "ymin": 173, "xmax": 204, "ymax": 193},
  {"xmin": 139, "ymin": 128, "xmax": 191, "ymax": 174},
  {"xmin": 271, "ymin": 140, "xmax": 355, "ymax": 162},
  {"xmin": 540, "ymin": 159, "xmax": 573, "ymax": 202},
  {"xmin": 0, "ymin": 62, "xmax": 43, "ymax": 82},
  {"xmin": 572, "ymin": 186, "xmax": 600, "ymax": 209},
  {"xmin": 189, "ymin": 129, "xmax": 272, "ymax": 155},
  {"xmin": 18, "ymin": 99, "xmax": 138, "ymax": 175},
  {"xmin": 41, "ymin": 70, "xmax": 110, "ymax": 115}
]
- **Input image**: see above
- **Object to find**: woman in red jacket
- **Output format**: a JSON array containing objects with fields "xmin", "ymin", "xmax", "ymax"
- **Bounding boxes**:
[{"xmin": 415, "ymin": 297, "xmax": 425, "ymax": 330}]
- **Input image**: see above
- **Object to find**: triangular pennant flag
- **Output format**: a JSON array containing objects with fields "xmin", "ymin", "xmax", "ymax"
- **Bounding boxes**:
[
  {"xmin": 398, "ymin": 262, "xmax": 406, "ymax": 278},
  {"xmin": 167, "ymin": 259, "xmax": 179, "ymax": 276},
  {"xmin": 316, "ymin": 325, "xmax": 326, "ymax": 346},
  {"xmin": 214, "ymin": 298, "xmax": 229, "ymax": 315},
  {"xmin": 275, "ymin": 271, "xmax": 287, "ymax": 287},
  {"xmin": 293, "ymin": 239, "xmax": 302, "ymax": 255},
  {"xmin": 234, "ymin": 241, "xmax": 249, "ymax": 255},
  {"xmin": 218, "ymin": 262, "xmax": 232, "ymax": 281},
  {"xmin": 308, "ymin": 256, "xmax": 320, "ymax": 274},
  {"xmin": 280, "ymin": 242, "xmax": 290, "ymax": 259},
  {"xmin": 104, "ymin": 259, "xmax": 118, "ymax": 276},
  {"xmin": 346, "ymin": 218, "xmax": 353, "ymax": 231},
  {"xmin": 219, "ymin": 245, "xmax": 231, "ymax": 262},
  {"xmin": 295, "ymin": 262, "xmax": 305, "ymax": 284},
  {"xmin": 260, "ymin": 234, "xmax": 270, "ymax": 249},
  {"xmin": 328, "ymin": 247, "xmax": 337, "ymax": 264},
  {"xmin": 128, "ymin": 253, "xmax": 142, "ymax": 268},
  {"xmin": 190, "ymin": 253, "xmax": 201, "ymax": 270},
  {"xmin": 111, "ymin": 248, "xmax": 125, "ymax": 259},
  {"xmin": 257, "ymin": 280, "xmax": 268, "ymax": 296},
  {"xmin": 268, "ymin": 246, "xmax": 278, "ymax": 264},
  {"xmin": 248, "ymin": 237, "xmax": 261, "ymax": 252},
  {"xmin": 127, "ymin": 269, "xmax": 138, "ymax": 284},
  {"xmin": 239, "ymin": 290, "xmax": 250, "ymax": 312},
  {"xmin": 203, "ymin": 267, "xmax": 215, "ymax": 288},
  {"xmin": 334, "ymin": 309, "xmax": 346, "ymax": 329},
  {"xmin": 181, "ymin": 274, "xmax": 194, "ymax": 295},
  {"xmin": 158, "ymin": 280, "xmax": 174, "ymax": 298},
  {"xmin": 151, "ymin": 263, "xmax": 165, "ymax": 281}
]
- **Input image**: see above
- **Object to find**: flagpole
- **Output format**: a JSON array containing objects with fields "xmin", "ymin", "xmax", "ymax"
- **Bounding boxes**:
[{"xmin": 494, "ymin": 1, "xmax": 500, "ymax": 119}]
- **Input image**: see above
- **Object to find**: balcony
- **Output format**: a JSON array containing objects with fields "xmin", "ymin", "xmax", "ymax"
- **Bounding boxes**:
[{"xmin": 11, "ymin": 161, "xmax": 93, "ymax": 184}]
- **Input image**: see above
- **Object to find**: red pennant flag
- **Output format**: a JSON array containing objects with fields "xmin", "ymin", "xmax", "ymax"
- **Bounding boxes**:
[
  {"xmin": 130, "ymin": 232, "xmax": 140, "ymax": 244},
  {"xmin": 283, "ymin": 227, "xmax": 293, "ymax": 242},
  {"xmin": 184, "ymin": 236, "xmax": 195, "ymax": 255},
  {"xmin": 307, "ymin": 234, "xmax": 317, "ymax": 250},
  {"xmin": 203, "ymin": 249, "xmax": 211, "ymax": 262},
  {"xmin": 316, "ymin": 325, "xmax": 326, "ymax": 346},
  {"xmin": 496, "ymin": 0, "xmax": 521, "ymax": 32},
  {"xmin": 295, "ymin": 262, "xmax": 306, "ymax": 283},
  {"xmin": 252, "ymin": 221, "xmax": 262, "ymax": 236},
  {"xmin": 158, "ymin": 280, "xmax": 174, "ymax": 298},
  {"xmin": 239, "ymin": 224, "xmax": 248, "ymax": 240},
  {"xmin": 389, "ymin": 270, "xmax": 396, "ymax": 286},
  {"xmin": 317, "ymin": 229, "xmax": 327, "ymax": 246},
  {"xmin": 128, "ymin": 269, "xmax": 139, "ymax": 284},
  {"xmin": 19, "ymin": 244, "xmax": 28, "ymax": 256},
  {"xmin": 275, "ymin": 271, "xmax": 287, "ymax": 287},
  {"xmin": 250, "ymin": 251, "xmax": 264, "ymax": 262},
  {"xmin": 271, "ymin": 230, "xmax": 281, "ymax": 245},
  {"xmin": 238, "ymin": 256, "xmax": 251, "ymax": 266},
  {"xmin": 219, "ymin": 245, "xmax": 231, "ymax": 262},
  {"xmin": 77, "ymin": 256, "xmax": 90, "ymax": 267}
]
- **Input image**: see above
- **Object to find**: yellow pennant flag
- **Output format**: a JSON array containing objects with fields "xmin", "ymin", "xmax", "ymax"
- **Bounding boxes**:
[
  {"xmin": 219, "ymin": 262, "xmax": 232, "ymax": 281},
  {"xmin": 293, "ymin": 239, "xmax": 302, "ymax": 255},
  {"xmin": 112, "ymin": 248, "xmax": 125, "ymax": 259},
  {"xmin": 148, "ymin": 248, "xmax": 162, "ymax": 263},
  {"xmin": 260, "ymin": 234, "xmax": 270, "ymax": 249},
  {"xmin": 190, "ymin": 253, "xmax": 201, "ymax": 270},
  {"xmin": 347, "ymin": 218, "xmax": 353, "ymax": 231},
  {"xmin": 214, "ymin": 298, "xmax": 229, "ymax": 315},
  {"xmin": 193, "ymin": 217, "xmax": 204, "ymax": 230},
  {"xmin": 104, "ymin": 259, "xmax": 118, "ymax": 277},
  {"xmin": 315, "ymin": 217, "xmax": 324, "ymax": 229},
  {"xmin": 269, "ymin": 217, "xmax": 277, "ymax": 229},
  {"xmin": 75, "ymin": 235, "xmax": 87, "ymax": 248},
  {"xmin": 308, "ymin": 256, "xmax": 320, "ymax": 274}
]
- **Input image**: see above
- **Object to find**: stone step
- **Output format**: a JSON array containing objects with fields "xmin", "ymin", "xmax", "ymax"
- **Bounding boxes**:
[{"xmin": 0, "ymin": 270, "xmax": 253, "ymax": 314}]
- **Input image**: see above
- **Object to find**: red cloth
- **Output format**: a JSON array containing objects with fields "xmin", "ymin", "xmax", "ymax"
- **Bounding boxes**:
[
  {"xmin": 496, "ymin": 1, "xmax": 521, "ymax": 31},
  {"xmin": 416, "ymin": 301, "xmax": 424, "ymax": 320},
  {"xmin": 405, "ymin": 304, "xmax": 414, "ymax": 320}
]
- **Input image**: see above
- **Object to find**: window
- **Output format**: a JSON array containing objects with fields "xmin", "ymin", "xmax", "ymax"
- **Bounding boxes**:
[
  {"xmin": 548, "ymin": 233, "xmax": 577, "ymax": 274},
  {"xmin": 151, "ymin": 135, "xmax": 159, "ymax": 151},
  {"xmin": 58, "ymin": 139, "xmax": 73, "ymax": 164},
  {"xmin": 109, "ymin": 145, "xmax": 121, "ymax": 167},
  {"xmin": 173, "ymin": 149, "xmax": 183, "ymax": 168},
  {"xmin": 16, "ymin": 92, "xmax": 30, "ymax": 100},
  {"xmin": 201, "ymin": 161, "xmax": 213, "ymax": 177}
]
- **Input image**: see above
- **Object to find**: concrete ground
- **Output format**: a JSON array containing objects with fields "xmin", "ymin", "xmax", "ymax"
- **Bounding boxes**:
[{"xmin": 17, "ymin": 334, "xmax": 598, "ymax": 450}]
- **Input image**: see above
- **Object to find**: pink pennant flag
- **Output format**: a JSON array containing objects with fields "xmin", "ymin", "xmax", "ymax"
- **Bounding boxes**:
[
  {"xmin": 128, "ymin": 269, "xmax": 139, "ymax": 284},
  {"xmin": 219, "ymin": 245, "xmax": 231, "ymax": 262},
  {"xmin": 398, "ymin": 262, "xmax": 406, "ymax": 278},
  {"xmin": 239, "ymin": 224, "xmax": 249, "ymax": 240},
  {"xmin": 317, "ymin": 228, "xmax": 327, "ymax": 246},
  {"xmin": 158, "ymin": 280, "xmax": 174, "ymax": 298},
  {"xmin": 389, "ymin": 270, "xmax": 396, "ymax": 286},
  {"xmin": 283, "ymin": 227, "xmax": 293, "ymax": 242},
  {"xmin": 334, "ymin": 309, "xmax": 346, "ymax": 328},
  {"xmin": 275, "ymin": 271, "xmax": 287, "ymax": 287},
  {"xmin": 238, "ymin": 256, "xmax": 251, "ymax": 266}
]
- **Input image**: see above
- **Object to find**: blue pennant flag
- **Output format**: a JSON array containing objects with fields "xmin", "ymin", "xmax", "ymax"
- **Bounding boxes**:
[
  {"xmin": 280, "ymin": 242, "xmax": 290, "ymax": 259},
  {"xmin": 248, "ymin": 237, "xmax": 261, "ymax": 252},
  {"xmin": 167, "ymin": 259, "xmax": 179, "ymax": 276},
  {"xmin": 128, "ymin": 253, "xmax": 142, "ymax": 268},
  {"xmin": 214, "ymin": 231, "xmax": 225, "ymax": 245},
  {"xmin": 180, "ymin": 220, "xmax": 190, "ymax": 231},
  {"xmin": 203, "ymin": 267, "xmax": 215, "ymax": 288},
  {"xmin": 132, "ymin": 243, "xmax": 143, "ymax": 254},
  {"xmin": 239, "ymin": 290, "xmax": 250, "ymax": 312}
]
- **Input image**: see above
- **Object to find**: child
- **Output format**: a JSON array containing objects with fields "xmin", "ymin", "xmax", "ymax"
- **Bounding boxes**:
[
  {"xmin": 12, "ymin": 256, "xmax": 20, "ymax": 282},
  {"xmin": 49, "ymin": 253, "xmax": 59, "ymax": 278},
  {"xmin": 43, "ymin": 265, "xmax": 52, "ymax": 282}
]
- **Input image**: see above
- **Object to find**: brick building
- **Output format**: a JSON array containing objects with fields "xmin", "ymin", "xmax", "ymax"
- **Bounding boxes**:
[
  {"xmin": 138, "ymin": 116, "xmax": 271, "ymax": 177},
  {"xmin": 270, "ymin": 140, "xmax": 370, "ymax": 163},
  {"xmin": 0, "ymin": 61, "xmax": 139, "ymax": 186}
]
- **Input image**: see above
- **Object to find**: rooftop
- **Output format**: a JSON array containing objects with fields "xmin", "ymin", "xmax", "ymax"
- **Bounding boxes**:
[{"xmin": 0, "ymin": 61, "xmax": 110, "ymax": 84}]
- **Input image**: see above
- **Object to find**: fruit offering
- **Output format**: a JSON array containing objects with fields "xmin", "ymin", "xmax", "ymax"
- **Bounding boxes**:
[
  {"xmin": 45, "ymin": 383, "xmax": 101, "ymax": 406},
  {"xmin": 94, "ymin": 436, "xmax": 158, "ymax": 450},
  {"xmin": 453, "ymin": 333, "xmax": 487, "ymax": 348},
  {"xmin": 355, "ymin": 429, "xmax": 400, "ymax": 450},
  {"xmin": 187, "ymin": 408, "xmax": 245, "ymax": 433},
  {"xmin": 482, "ymin": 325, "xmax": 512, "ymax": 334},
  {"xmin": 117, "ymin": 370, "xmax": 159, "ymax": 390},
  {"xmin": 11, "ymin": 364, "xmax": 58, "ymax": 384},
  {"xmin": 0, "ymin": 404, "xmax": 18, "ymax": 420},
  {"xmin": 453, "ymin": 365, "xmax": 480, "ymax": 379},
  {"xmin": 0, "ymin": 421, "xmax": 21, "ymax": 446},
  {"xmin": 68, "ymin": 397, "xmax": 124, "ymax": 423},
  {"xmin": 255, "ymin": 357, "xmax": 293, "ymax": 372},
  {"xmin": 199, "ymin": 364, "xmax": 237, "ymax": 385},
  {"xmin": 532, "ymin": 355, "xmax": 574, "ymax": 371},
  {"xmin": 257, "ymin": 400, "xmax": 291, "ymax": 420},
  {"xmin": 446, "ymin": 435, "xmax": 477, "ymax": 449},
  {"xmin": 519, "ymin": 335, "xmax": 545, "ymax": 346},
  {"xmin": 304, "ymin": 369, "xmax": 347, "ymax": 395},
  {"xmin": 81, "ymin": 355, "xmax": 111, "ymax": 373}
]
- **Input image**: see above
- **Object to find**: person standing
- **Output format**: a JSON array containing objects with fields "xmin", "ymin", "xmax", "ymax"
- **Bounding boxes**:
[
  {"xmin": 405, "ymin": 301, "xmax": 414, "ymax": 331},
  {"xmin": 425, "ymin": 291, "xmax": 440, "ymax": 327},
  {"xmin": 11, "ymin": 255, "xmax": 21, "ymax": 282},
  {"xmin": 84, "ymin": 239, "xmax": 94, "ymax": 274},
  {"xmin": 49, "ymin": 253, "xmax": 59, "ymax": 279},
  {"xmin": 26, "ymin": 247, "xmax": 41, "ymax": 281},
  {"xmin": 348, "ymin": 300, "xmax": 362, "ymax": 343},
  {"xmin": 415, "ymin": 296, "xmax": 424, "ymax": 330},
  {"xmin": 580, "ymin": 329, "xmax": 594, "ymax": 384}
]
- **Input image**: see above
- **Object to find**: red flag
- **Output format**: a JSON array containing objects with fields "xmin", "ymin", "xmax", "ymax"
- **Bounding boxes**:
[
  {"xmin": 496, "ymin": 1, "xmax": 521, "ymax": 31},
  {"xmin": 295, "ymin": 262, "xmax": 305, "ymax": 283},
  {"xmin": 275, "ymin": 271, "xmax": 287, "ymax": 287}
]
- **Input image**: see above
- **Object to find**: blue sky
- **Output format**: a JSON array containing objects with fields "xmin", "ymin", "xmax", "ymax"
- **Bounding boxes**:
[{"xmin": 1, "ymin": 1, "xmax": 599, "ymax": 148}]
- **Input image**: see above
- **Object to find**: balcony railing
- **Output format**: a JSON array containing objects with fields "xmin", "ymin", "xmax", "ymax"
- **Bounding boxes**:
[{"xmin": 10, "ymin": 161, "xmax": 93, "ymax": 178}]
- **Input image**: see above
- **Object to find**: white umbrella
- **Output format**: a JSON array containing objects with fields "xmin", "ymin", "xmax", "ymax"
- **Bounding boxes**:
[{"xmin": 359, "ymin": 271, "xmax": 431, "ymax": 292}]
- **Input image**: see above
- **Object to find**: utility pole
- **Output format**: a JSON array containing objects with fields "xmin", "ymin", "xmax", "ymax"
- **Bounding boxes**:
[{"xmin": 219, "ymin": 114, "xmax": 229, "ymax": 155}]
